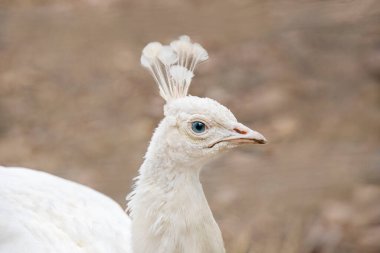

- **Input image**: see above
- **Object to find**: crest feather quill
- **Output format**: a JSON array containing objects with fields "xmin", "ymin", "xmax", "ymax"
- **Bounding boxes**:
[{"xmin": 141, "ymin": 35, "xmax": 208, "ymax": 101}]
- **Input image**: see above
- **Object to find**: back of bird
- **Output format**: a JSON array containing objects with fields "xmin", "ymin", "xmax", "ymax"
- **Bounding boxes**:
[{"xmin": 0, "ymin": 167, "xmax": 132, "ymax": 253}]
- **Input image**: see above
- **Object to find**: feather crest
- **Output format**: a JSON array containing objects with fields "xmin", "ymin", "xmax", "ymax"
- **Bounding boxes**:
[{"xmin": 140, "ymin": 35, "xmax": 208, "ymax": 101}]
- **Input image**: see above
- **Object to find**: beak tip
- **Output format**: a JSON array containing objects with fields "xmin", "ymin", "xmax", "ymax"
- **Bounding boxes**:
[
  {"xmin": 251, "ymin": 131, "xmax": 267, "ymax": 144},
  {"xmin": 256, "ymin": 136, "xmax": 267, "ymax": 144}
]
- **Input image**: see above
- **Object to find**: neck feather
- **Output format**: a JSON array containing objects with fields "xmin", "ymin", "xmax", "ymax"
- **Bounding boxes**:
[{"xmin": 127, "ymin": 119, "xmax": 225, "ymax": 253}]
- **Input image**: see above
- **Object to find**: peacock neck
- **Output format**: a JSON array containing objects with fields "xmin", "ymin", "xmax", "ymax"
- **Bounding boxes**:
[{"xmin": 127, "ymin": 122, "xmax": 225, "ymax": 253}]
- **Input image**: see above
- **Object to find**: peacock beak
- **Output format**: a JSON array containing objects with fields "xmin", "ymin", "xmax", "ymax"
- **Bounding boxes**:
[
  {"xmin": 225, "ymin": 123, "xmax": 267, "ymax": 145},
  {"xmin": 208, "ymin": 123, "xmax": 267, "ymax": 148}
]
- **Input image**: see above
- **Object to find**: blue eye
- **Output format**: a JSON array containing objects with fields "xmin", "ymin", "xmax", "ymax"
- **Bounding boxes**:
[{"xmin": 191, "ymin": 121, "xmax": 207, "ymax": 134}]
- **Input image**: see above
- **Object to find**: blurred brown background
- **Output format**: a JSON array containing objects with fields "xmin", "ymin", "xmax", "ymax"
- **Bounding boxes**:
[{"xmin": 0, "ymin": 1, "xmax": 379, "ymax": 252}]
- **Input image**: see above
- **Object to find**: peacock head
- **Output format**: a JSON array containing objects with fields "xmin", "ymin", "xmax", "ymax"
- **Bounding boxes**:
[{"xmin": 141, "ymin": 35, "xmax": 266, "ymax": 162}]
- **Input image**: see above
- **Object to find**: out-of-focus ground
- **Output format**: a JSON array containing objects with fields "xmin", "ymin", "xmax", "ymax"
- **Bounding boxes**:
[{"xmin": 0, "ymin": 0, "xmax": 379, "ymax": 252}]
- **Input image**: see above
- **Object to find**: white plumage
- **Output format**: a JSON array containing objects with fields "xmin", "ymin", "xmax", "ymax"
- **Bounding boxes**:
[
  {"xmin": 0, "ymin": 36, "xmax": 266, "ymax": 253},
  {"xmin": 0, "ymin": 167, "xmax": 131, "ymax": 253}
]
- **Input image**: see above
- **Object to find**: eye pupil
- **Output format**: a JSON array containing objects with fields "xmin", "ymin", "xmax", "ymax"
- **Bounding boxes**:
[{"xmin": 191, "ymin": 121, "xmax": 206, "ymax": 133}]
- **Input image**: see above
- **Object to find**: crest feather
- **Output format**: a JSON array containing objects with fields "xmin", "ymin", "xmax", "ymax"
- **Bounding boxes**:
[{"xmin": 141, "ymin": 35, "xmax": 208, "ymax": 101}]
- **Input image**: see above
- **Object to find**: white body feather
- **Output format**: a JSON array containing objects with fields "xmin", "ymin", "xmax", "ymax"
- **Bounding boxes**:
[
  {"xmin": 128, "ymin": 114, "xmax": 226, "ymax": 253},
  {"xmin": 0, "ymin": 167, "xmax": 132, "ymax": 253}
]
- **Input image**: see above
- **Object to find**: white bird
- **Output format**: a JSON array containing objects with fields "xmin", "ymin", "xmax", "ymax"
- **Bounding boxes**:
[{"xmin": 0, "ymin": 35, "xmax": 267, "ymax": 253}]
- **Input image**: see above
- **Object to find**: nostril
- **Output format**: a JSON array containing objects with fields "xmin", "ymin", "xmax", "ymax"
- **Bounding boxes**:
[{"xmin": 233, "ymin": 128, "xmax": 247, "ymax": 135}]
